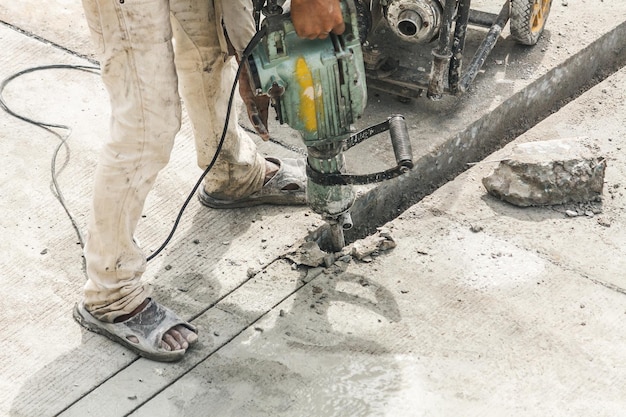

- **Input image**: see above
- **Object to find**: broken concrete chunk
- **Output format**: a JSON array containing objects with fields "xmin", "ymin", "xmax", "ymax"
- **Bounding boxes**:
[
  {"xmin": 482, "ymin": 137, "xmax": 606, "ymax": 207},
  {"xmin": 350, "ymin": 230, "xmax": 397, "ymax": 260},
  {"xmin": 287, "ymin": 228, "xmax": 397, "ymax": 268},
  {"xmin": 285, "ymin": 241, "xmax": 327, "ymax": 267}
]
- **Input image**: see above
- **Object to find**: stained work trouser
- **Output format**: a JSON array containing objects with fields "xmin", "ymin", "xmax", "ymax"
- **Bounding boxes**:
[{"xmin": 81, "ymin": 0, "xmax": 265, "ymax": 322}]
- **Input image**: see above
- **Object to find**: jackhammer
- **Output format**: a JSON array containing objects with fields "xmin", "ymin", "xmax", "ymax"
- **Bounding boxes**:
[{"xmin": 244, "ymin": 0, "xmax": 414, "ymax": 251}]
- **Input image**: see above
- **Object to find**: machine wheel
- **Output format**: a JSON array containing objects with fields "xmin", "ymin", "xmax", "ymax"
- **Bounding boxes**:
[{"xmin": 510, "ymin": 0, "xmax": 552, "ymax": 45}]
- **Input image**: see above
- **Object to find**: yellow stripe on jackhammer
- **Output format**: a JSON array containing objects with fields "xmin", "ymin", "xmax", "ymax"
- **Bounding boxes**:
[{"xmin": 295, "ymin": 57, "xmax": 317, "ymax": 132}]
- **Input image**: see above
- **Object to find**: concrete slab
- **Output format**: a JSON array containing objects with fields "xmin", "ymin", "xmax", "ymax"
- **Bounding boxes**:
[
  {"xmin": 417, "ymin": 70, "xmax": 626, "ymax": 290},
  {"xmin": 0, "ymin": 17, "xmax": 312, "ymax": 417},
  {"xmin": 123, "ymin": 63, "xmax": 626, "ymax": 417},
  {"xmin": 1, "ymin": 0, "xmax": 625, "ymax": 416}
]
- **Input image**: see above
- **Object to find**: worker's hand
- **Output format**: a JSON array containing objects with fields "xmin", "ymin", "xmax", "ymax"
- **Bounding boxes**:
[
  {"xmin": 290, "ymin": 0, "xmax": 345, "ymax": 40},
  {"xmin": 238, "ymin": 60, "xmax": 270, "ymax": 141}
]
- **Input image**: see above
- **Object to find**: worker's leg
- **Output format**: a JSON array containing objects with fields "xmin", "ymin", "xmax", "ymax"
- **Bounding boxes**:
[
  {"xmin": 170, "ymin": 0, "xmax": 265, "ymax": 200},
  {"xmin": 81, "ymin": 0, "xmax": 180, "ymax": 321}
]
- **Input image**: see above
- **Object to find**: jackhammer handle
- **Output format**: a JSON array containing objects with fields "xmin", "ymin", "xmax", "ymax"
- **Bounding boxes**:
[{"xmin": 388, "ymin": 115, "xmax": 414, "ymax": 171}]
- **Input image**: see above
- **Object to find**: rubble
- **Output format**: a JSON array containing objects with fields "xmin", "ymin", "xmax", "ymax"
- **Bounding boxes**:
[
  {"xmin": 482, "ymin": 137, "xmax": 606, "ymax": 207},
  {"xmin": 285, "ymin": 227, "xmax": 397, "ymax": 268},
  {"xmin": 349, "ymin": 227, "xmax": 397, "ymax": 260},
  {"xmin": 285, "ymin": 241, "xmax": 329, "ymax": 267}
]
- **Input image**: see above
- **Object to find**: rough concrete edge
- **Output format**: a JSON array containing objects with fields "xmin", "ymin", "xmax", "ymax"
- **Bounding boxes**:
[{"xmin": 339, "ymin": 20, "xmax": 626, "ymax": 244}]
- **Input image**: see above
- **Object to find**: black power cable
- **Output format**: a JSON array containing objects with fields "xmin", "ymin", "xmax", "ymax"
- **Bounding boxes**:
[
  {"xmin": 146, "ymin": 26, "xmax": 267, "ymax": 261},
  {"xmin": 0, "ymin": 26, "xmax": 268, "ymax": 264},
  {"xmin": 0, "ymin": 64, "xmax": 99, "ymax": 248}
]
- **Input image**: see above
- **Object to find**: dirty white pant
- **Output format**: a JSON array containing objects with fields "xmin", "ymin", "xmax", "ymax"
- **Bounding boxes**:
[{"xmin": 81, "ymin": 0, "xmax": 265, "ymax": 321}]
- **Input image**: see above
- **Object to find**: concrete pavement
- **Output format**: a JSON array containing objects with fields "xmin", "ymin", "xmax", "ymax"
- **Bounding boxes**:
[{"xmin": 1, "ymin": 0, "xmax": 626, "ymax": 416}]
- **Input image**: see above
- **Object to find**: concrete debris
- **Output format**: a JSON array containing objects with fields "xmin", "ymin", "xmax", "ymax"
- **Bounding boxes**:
[
  {"xmin": 348, "ymin": 227, "xmax": 397, "ymax": 261},
  {"xmin": 287, "ymin": 228, "xmax": 397, "ymax": 268},
  {"xmin": 285, "ymin": 241, "xmax": 328, "ymax": 267},
  {"xmin": 482, "ymin": 137, "xmax": 606, "ymax": 207}
]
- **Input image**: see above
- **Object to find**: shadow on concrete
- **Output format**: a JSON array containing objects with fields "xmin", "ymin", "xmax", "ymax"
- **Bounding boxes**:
[
  {"xmin": 137, "ymin": 268, "xmax": 407, "ymax": 416},
  {"xmin": 9, "ymin": 204, "xmax": 256, "ymax": 416}
]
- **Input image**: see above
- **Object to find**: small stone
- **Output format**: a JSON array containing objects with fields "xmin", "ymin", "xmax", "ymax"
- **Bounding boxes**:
[
  {"xmin": 247, "ymin": 267, "xmax": 258, "ymax": 278},
  {"xmin": 164, "ymin": 264, "xmax": 172, "ymax": 271},
  {"xmin": 377, "ymin": 226, "xmax": 393, "ymax": 239},
  {"xmin": 193, "ymin": 239, "xmax": 200, "ymax": 244},
  {"xmin": 338, "ymin": 255, "xmax": 352, "ymax": 263},
  {"xmin": 350, "ymin": 230, "xmax": 396, "ymax": 260},
  {"xmin": 565, "ymin": 210, "xmax": 578, "ymax": 217},
  {"xmin": 40, "ymin": 249, "xmax": 48, "ymax": 255},
  {"xmin": 379, "ymin": 240, "xmax": 397, "ymax": 251}
]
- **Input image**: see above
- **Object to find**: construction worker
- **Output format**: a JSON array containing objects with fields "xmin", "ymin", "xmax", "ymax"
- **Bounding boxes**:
[{"xmin": 73, "ymin": 0, "xmax": 345, "ymax": 362}]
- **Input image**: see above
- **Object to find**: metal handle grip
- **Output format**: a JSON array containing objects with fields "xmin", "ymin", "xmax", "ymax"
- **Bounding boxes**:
[{"xmin": 388, "ymin": 115, "xmax": 414, "ymax": 171}]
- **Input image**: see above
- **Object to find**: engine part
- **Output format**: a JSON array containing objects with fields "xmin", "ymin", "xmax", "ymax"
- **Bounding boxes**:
[{"xmin": 385, "ymin": 0, "xmax": 444, "ymax": 43}]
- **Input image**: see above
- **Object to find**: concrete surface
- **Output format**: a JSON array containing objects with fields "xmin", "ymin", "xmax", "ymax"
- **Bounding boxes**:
[{"xmin": 1, "ymin": 0, "xmax": 625, "ymax": 416}]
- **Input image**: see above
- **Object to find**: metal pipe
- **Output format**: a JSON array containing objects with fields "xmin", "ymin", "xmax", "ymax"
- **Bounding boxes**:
[
  {"xmin": 448, "ymin": 0, "xmax": 471, "ymax": 95},
  {"xmin": 427, "ymin": 0, "xmax": 457, "ymax": 98},
  {"xmin": 398, "ymin": 10, "xmax": 423, "ymax": 37},
  {"xmin": 468, "ymin": 9, "xmax": 499, "ymax": 27},
  {"xmin": 458, "ymin": 1, "xmax": 510, "ymax": 92}
]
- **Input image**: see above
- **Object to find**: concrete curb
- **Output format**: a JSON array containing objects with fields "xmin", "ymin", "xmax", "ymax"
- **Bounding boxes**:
[{"xmin": 342, "ymin": 21, "xmax": 626, "ymax": 244}]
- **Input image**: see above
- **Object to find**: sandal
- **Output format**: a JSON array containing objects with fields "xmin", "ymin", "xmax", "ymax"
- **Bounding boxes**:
[
  {"xmin": 198, "ymin": 157, "xmax": 307, "ymax": 209},
  {"xmin": 73, "ymin": 299, "xmax": 198, "ymax": 362}
]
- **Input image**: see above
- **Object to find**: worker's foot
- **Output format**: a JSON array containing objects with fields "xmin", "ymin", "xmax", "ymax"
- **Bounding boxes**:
[
  {"xmin": 198, "ymin": 157, "xmax": 307, "ymax": 209},
  {"xmin": 114, "ymin": 299, "xmax": 198, "ymax": 351},
  {"xmin": 73, "ymin": 298, "xmax": 198, "ymax": 362}
]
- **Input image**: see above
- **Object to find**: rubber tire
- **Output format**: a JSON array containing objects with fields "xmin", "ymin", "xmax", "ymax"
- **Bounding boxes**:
[{"xmin": 510, "ymin": 0, "xmax": 552, "ymax": 46}]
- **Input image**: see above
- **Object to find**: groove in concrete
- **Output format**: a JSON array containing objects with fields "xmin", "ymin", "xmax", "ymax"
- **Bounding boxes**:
[{"xmin": 340, "ymin": 21, "xmax": 626, "ymax": 245}]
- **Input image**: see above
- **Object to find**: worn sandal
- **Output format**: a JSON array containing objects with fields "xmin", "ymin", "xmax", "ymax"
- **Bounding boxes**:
[
  {"xmin": 73, "ymin": 299, "xmax": 197, "ymax": 362},
  {"xmin": 198, "ymin": 157, "xmax": 307, "ymax": 209}
]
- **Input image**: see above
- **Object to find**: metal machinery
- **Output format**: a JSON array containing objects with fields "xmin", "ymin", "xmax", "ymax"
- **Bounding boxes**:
[
  {"xmin": 244, "ymin": 0, "xmax": 551, "ymax": 251},
  {"xmin": 246, "ymin": 0, "xmax": 414, "ymax": 252},
  {"xmin": 359, "ymin": 0, "xmax": 553, "ymax": 98}
]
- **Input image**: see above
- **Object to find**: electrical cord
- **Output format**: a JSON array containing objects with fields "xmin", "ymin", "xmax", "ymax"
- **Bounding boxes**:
[
  {"xmin": 0, "ymin": 26, "xmax": 268, "ymax": 263},
  {"xmin": 146, "ymin": 26, "xmax": 267, "ymax": 261},
  {"xmin": 0, "ymin": 64, "xmax": 99, "ymax": 248}
]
